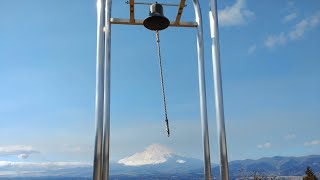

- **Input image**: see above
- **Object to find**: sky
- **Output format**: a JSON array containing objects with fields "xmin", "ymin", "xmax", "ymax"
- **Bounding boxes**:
[{"xmin": 0, "ymin": 0, "xmax": 319, "ymax": 167}]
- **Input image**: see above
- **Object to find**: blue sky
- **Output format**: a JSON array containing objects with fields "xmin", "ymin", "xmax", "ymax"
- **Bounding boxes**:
[{"xmin": 0, "ymin": 0, "xmax": 319, "ymax": 166}]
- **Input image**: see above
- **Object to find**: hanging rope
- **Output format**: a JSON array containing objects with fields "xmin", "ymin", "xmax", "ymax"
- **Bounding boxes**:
[{"xmin": 155, "ymin": 30, "xmax": 170, "ymax": 137}]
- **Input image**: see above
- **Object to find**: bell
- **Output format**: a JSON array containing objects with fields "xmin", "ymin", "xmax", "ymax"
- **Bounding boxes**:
[{"xmin": 143, "ymin": 3, "xmax": 170, "ymax": 31}]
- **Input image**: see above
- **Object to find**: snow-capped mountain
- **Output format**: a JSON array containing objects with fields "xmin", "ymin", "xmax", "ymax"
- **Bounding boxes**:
[
  {"xmin": 111, "ymin": 144, "xmax": 204, "ymax": 175},
  {"xmin": 118, "ymin": 143, "xmax": 181, "ymax": 166}
]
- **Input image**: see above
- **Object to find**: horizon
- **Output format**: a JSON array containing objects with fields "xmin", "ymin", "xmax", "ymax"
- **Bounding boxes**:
[
  {"xmin": 0, "ymin": 144, "xmax": 319, "ymax": 178},
  {"xmin": 1, "ymin": 143, "xmax": 319, "ymax": 164},
  {"xmin": 0, "ymin": 0, "xmax": 319, "ymax": 176}
]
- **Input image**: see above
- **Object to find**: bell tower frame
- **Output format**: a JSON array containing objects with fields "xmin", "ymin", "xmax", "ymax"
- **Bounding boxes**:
[{"xmin": 92, "ymin": 0, "xmax": 230, "ymax": 180}]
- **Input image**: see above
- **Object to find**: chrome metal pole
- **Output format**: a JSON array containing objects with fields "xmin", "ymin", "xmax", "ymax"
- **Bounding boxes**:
[
  {"xmin": 102, "ymin": 0, "xmax": 112, "ymax": 179},
  {"xmin": 93, "ymin": 0, "xmax": 106, "ymax": 179},
  {"xmin": 192, "ymin": 0, "xmax": 212, "ymax": 179},
  {"xmin": 209, "ymin": 0, "xmax": 230, "ymax": 179}
]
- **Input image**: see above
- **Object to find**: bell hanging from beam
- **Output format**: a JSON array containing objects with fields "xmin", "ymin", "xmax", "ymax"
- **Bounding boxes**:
[{"xmin": 143, "ymin": 2, "xmax": 170, "ymax": 31}]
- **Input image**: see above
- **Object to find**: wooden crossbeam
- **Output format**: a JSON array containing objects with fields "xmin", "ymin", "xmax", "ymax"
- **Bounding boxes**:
[
  {"xmin": 174, "ymin": 0, "xmax": 186, "ymax": 25},
  {"xmin": 129, "ymin": 0, "xmax": 135, "ymax": 23},
  {"xmin": 110, "ymin": 18, "xmax": 197, "ymax": 27}
]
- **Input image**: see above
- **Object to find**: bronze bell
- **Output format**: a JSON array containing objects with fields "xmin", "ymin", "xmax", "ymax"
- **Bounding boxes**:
[{"xmin": 143, "ymin": 3, "xmax": 170, "ymax": 31}]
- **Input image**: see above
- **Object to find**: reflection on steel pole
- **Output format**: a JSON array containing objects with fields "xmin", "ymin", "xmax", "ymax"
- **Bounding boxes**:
[
  {"xmin": 93, "ymin": 0, "xmax": 106, "ymax": 180},
  {"xmin": 102, "ymin": 0, "xmax": 112, "ymax": 179},
  {"xmin": 192, "ymin": 0, "xmax": 212, "ymax": 179},
  {"xmin": 209, "ymin": 0, "xmax": 230, "ymax": 179}
]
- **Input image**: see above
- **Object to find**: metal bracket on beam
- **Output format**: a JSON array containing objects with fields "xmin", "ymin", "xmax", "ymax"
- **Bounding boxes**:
[{"xmin": 110, "ymin": 18, "xmax": 197, "ymax": 27}]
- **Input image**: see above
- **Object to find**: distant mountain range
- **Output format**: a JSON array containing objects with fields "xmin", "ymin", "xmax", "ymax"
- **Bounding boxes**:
[
  {"xmin": 1, "ymin": 144, "xmax": 319, "ymax": 179},
  {"xmin": 216, "ymin": 155, "xmax": 320, "ymax": 178}
]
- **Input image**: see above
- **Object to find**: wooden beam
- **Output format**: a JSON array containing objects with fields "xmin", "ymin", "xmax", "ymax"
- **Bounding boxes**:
[
  {"xmin": 129, "ymin": 0, "xmax": 135, "ymax": 23},
  {"xmin": 174, "ymin": 0, "xmax": 186, "ymax": 25},
  {"xmin": 110, "ymin": 18, "xmax": 197, "ymax": 28}
]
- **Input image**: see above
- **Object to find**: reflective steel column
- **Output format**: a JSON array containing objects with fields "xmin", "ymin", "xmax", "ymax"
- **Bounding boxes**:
[
  {"xmin": 102, "ymin": 0, "xmax": 112, "ymax": 179},
  {"xmin": 93, "ymin": 0, "xmax": 106, "ymax": 180},
  {"xmin": 209, "ymin": 0, "xmax": 230, "ymax": 179},
  {"xmin": 192, "ymin": 0, "xmax": 212, "ymax": 179}
]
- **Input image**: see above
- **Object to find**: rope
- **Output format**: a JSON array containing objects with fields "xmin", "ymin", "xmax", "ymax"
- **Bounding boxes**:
[{"xmin": 156, "ymin": 30, "xmax": 170, "ymax": 137}]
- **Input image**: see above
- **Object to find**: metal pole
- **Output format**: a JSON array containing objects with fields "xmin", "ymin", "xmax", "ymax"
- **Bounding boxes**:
[
  {"xmin": 102, "ymin": 0, "xmax": 112, "ymax": 179},
  {"xmin": 208, "ymin": 0, "xmax": 230, "ymax": 179},
  {"xmin": 93, "ymin": 0, "xmax": 106, "ymax": 179},
  {"xmin": 192, "ymin": 0, "xmax": 212, "ymax": 179}
]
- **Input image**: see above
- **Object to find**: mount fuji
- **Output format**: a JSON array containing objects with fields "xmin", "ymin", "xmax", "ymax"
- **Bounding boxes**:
[
  {"xmin": 118, "ymin": 143, "xmax": 193, "ymax": 166},
  {"xmin": 110, "ymin": 144, "xmax": 204, "ymax": 176}
]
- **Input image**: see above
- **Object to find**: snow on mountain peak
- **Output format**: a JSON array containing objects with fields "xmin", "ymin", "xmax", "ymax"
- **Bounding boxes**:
[{"xmin": 118, "ymin": 144, "xmax": 173, "ymax": 166}]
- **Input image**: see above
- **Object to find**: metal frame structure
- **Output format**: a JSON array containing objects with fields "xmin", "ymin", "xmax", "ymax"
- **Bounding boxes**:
[
  {"xmin": 209, "ymin": 1, "xmax": 230, "ymax": 179},
  {"xmin": 93, "ymin": 0, "xmax": 229, "ymax": 180}
]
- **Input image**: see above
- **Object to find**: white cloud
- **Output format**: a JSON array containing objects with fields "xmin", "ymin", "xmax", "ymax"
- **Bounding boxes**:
[
  {"xmin": 265, "ymin": 33, "xmax": 286, "ymax": 48},
  {"xmin": 257, "ymin": 142, "xmax": 272, "ymax": 149},
  {"xmin": 288, "ymin": 19, "xmax": 309, "ymax": 40},
  {"xmin": 304, "ymin": 140, "xmax": 320, "ymax": 146},
  {"xmin": 18, "ymin": 154, "xmax": 29, "ymax": 159},
  {"xmin": 310, "ymin": 12, "xmax": 320, "ymax": 27},
  {"xmin": 288, "ymin": 12, "xmax": 320, "ymax": 40},
  {"xmin": 284, "ymin": 134, "xmax": 296, "ymax": 140},
  {"xmin": 176, "ymin": 159, "xmax": 186, "ymax": 164},
  {"xmin": 266, "ymin": 11, "xmax": 320, "ymax": 48},
  {"xmin": 0, "ymin": 145, "xmax": 39, "ymax": 156},
  {"xmin": 218, "ymin": 0, "xmax": 255, "ymax": 27},
  {"xmin": 248, "ymin": 44, "xmax": 257, "ymax": 54},
  {"xmin": 283, "ymin": 13, "xmax": 297, "ymax": 23}
]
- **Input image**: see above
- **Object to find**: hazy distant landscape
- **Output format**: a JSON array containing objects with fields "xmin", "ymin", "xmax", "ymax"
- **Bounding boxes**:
[{"xmin": 1, "ymin": 144, "xmax": 319, "ymax": 179}]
